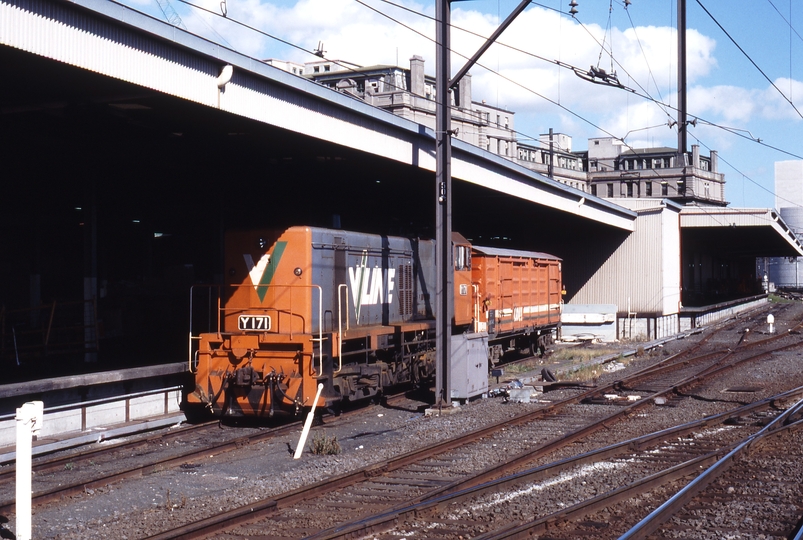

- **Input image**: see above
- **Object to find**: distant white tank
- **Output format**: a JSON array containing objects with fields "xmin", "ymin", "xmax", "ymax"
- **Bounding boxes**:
[{"xmin": 770, "ymin": 207, "xmax": 803, "ymax": 288}]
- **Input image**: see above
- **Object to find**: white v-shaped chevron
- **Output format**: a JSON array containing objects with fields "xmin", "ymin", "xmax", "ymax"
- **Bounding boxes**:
[{"xmin": 243, "ymin": 253, "xmax": 271, "ymax": 292}]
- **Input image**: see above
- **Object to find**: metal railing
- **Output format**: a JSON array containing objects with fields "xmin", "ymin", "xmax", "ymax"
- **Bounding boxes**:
[
  {"xmin": 1, "ymin": 299, "xmax": 98, "ymax": 365},
  {"xmin": 188, "ymin": 283, "xmax": 324, "ymax": 375}
]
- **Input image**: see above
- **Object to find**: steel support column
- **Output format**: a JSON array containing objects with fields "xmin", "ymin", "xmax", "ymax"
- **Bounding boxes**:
[
  {"xmin": 677, "ymin": 0, "xmax": 687, "ymax": 158},
  {"xmin": 435, "ymin": 0, "xmax": 452, "ymax": 406}
]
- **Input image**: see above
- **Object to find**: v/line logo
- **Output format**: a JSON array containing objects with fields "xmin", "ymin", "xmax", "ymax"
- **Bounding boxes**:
[
  {"xmin": 243, "ymin": 241, "xmax": 287, "ymax": 303},
  {"xmin": 349, "ymin": 252, "xmax": 395, "ymax": 320}
]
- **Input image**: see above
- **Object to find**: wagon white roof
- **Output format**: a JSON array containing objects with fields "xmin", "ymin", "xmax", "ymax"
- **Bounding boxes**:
[{"xmin": 472, "ymin": 245, "xmax": 561, "ymax": 261}]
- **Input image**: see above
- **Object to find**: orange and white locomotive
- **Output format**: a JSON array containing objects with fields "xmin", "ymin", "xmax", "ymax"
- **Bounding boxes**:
[{"xmin": 184, "ymin": 226, "xmax": 561, "ymax": 419}]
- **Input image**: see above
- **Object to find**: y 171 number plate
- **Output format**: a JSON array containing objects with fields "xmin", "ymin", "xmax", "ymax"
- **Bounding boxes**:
[{"xmin": 238, "ymin": 315, "xmax": 271, "ymax": 331}]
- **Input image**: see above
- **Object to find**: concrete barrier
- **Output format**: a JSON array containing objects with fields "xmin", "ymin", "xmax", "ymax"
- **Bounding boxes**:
[{"xmin": 0, "ymin": 364, "xmax": 190, "ymax": 461}]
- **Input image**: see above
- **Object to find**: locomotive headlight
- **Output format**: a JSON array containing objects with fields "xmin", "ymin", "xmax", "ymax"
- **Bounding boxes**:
[{"xmin": 294, "ymin": 267, "xmax": 303, "ymax": 277}]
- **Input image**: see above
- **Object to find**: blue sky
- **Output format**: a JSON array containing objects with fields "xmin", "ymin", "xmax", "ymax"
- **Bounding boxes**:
[{"xmin": 119, "ymin": 0, "xmax": 803, "ymax": 209}]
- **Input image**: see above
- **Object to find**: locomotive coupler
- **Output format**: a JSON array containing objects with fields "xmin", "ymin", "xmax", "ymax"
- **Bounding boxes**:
[{"xmin": 231, "ymin": 365, "xmax": 259, "ymax": 387}]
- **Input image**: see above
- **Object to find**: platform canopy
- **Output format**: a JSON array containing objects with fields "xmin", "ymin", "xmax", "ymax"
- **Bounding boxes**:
[
  {"xmin": 0, "ymin": 0, "xmax": 635, "ymax": 232},
  {"xmin": 680, "ymin": 207, "xmax": 803, "ymax": 258}
]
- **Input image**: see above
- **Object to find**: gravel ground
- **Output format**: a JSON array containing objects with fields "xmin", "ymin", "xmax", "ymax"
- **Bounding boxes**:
[{"xmin": 5, "ymin": 301, "xmax": 802, "ymax": 539}]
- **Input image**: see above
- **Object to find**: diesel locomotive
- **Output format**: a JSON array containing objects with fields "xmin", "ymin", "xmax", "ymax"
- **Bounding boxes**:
[{"xmin": 183, "ymin": 226, "xmax": 562, "ymax": 419}]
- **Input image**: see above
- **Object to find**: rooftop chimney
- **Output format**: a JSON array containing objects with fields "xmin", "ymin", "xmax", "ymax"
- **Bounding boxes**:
[{"xmin": 410, "ymin": 55, "xmax": 425, "ymax": 97}]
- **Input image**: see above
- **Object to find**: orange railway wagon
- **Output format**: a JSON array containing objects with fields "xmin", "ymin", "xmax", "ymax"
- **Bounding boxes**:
[{"xmin": 470, "ymin": 246, "xmax": 563, "ymax": 364}]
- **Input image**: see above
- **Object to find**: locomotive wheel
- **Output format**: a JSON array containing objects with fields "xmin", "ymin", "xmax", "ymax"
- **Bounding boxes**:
[
  {"xmin": 182, "ymin": 403, "xmax": 212, "ymax": 424},
  {"xmin": 326, "ymin": 403, "xmax": 342, "ymax": 417}
]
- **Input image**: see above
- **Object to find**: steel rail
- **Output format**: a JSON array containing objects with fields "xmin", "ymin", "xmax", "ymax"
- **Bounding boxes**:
[
  {"xmin": 619, "ymin": 397, "xmax": 803, "ymax": 540},
  {"xmin": 143, "ymin": 319, "xmax": 803, "ymax": 539},
  {"xmin": 0, "ymin": 420, "xmax": 211, "ymax": 481},
  {"xmin": 0, "ymin": 418, "xmax": 311, "ymax": 514},
  {"xmin": 308, "ymin": 386, "xmax": 803, "ymax": 540}
]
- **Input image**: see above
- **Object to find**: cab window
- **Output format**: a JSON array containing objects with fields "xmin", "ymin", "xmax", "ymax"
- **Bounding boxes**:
[{"xmin": 454, "ymin": 245, "xmax": 471, "ymax": 271}]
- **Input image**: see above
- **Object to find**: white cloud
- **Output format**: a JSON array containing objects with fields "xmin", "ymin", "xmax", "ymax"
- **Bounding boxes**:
[{"xmin": 443, "ymin": 4, "xmax": 720, "ymax": 145}]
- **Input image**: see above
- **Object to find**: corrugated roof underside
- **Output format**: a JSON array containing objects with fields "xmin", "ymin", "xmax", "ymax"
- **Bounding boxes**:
[{"xmin": 1, "ymin": 0, "xmax": 638, "ymax": 232}]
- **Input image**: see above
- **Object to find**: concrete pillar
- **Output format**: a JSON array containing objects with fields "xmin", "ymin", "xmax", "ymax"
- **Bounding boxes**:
[
  {"xmin": 710, "ymin": 150, "xmax": 718, "ymax": 173},
  {"xmin": 692, "ymin": 144, "xmax": 700, "ymax": 169}
]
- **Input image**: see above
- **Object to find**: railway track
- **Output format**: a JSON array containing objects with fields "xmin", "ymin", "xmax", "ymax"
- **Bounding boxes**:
[
  {"xmin": 0, "ymin": 420, "xmax": 299, "ymax": 514},
  {"xmin": 141, "ymin": 307, "xmax": 803, "ymax": 539},
  {"xmin": 318, "ymin": 388, "xmax": 803, "ymax": 539},
  {"xmin": 0, "ymin": 390, "xmax": 418, "ymax": 515}
]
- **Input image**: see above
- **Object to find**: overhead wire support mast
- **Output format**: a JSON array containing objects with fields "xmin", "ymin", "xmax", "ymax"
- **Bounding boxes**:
[{"xmin": 435, "ymin": 0, "xmax": 549, "ymax": 407}]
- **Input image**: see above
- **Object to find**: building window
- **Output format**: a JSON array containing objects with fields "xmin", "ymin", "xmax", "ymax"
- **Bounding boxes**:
[
  {"xmin": 607, "ymin": 183, "xmax": 614, "ymax": 197},
  {"xmin": 626, "ymin": 182, "xmax": 633, "ymax": 197},
  {"xmin": 645, "ymin": 182, "xmax": 652, "ymax": 196},
  {"xmin": 314, "ymin": 66, "xmax": 320, "ymax": 73},
  {"xmin": 662, "ymin": 183, "xmax": 668, "ymax": 196},
  {"xmin": 591, "ymin": 185, "xmax": 597, "ymax": 196},
  {"xmin": 678, "ymin": 181, "xmax": 686, "ymax": 194},
  {"xmin": 324, "ymin": 65, "xmax": 331, "ymax": 72},
  {"xmin": 636, "ymin": 159, "xmax": 643, "ymax": 170}
]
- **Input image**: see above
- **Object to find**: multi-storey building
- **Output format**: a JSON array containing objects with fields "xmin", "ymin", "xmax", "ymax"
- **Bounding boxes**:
[
  {"xmin": 585, "ymin": 137, "xmax": 726, "ymax": 206},
  {"xmin": 517, "ymin": 133, "xmax": 588, "ymax": 192},
  {"xmin": 270, "ymin": 56, "xmax": 726, "ymax": 208},
  {"xmin": 298, "ymin": 55, "xmax": 518, "ymax": 160}
]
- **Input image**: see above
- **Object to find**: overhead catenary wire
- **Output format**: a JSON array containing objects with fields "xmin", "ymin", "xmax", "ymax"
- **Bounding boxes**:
[
  {"xmin": 690, "ymin": 132, "xmax": 803, "ymax": 210},
  {"xmin": 354, "ymin": 0, "xmax": 619, "ymax": 140},
  {"xmin": 127, "ymin": 0, "xmax": 803, "ymax": 204},
  {"xmin": 765, "ymin": 0, "xmax": 801, "ymax": 104},
  {"xmin": 696, "ymin": 0, "xmax": 803, "ymax": 120},
  {"xmin": 171, "ymin": 0, "xmax": 803, "ymax": 165},
  {"xmin": 371, "ymin": 0, "xmax": 803, "ymax": 164}
]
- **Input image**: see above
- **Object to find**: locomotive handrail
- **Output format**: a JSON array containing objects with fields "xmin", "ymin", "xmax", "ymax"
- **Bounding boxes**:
[
  {"xmin": 311, "ymin": 284, "xmax": 323, "ymax": 375},
  {"xmin": 188, "ymin": 284, "xmax": 221, "ymax": 372},
  {"xmin": 188, "ymin": 283, "xmax": 323, "ymax": 375},
  {"xmin": 472, "ymin": 284, "xmax": 480, "ymax": 333},
  {"xmin": 223, "ymin": 283, "xmax": 324, "ymax": 375},
  {"xmin": 336, "ymin": 284, "xmax": 350, "ymax": 374}
]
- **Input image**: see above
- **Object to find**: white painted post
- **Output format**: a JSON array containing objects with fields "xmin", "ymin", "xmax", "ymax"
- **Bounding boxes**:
[
  {"xmin": 294, "ymin": 383, "xmax": 324, "ymax": 460},
  {"xmin": 16, "ymin": 401, "xmax": 43, "ymax": 540},
  {"xmin": 768, "ymin": 314, "xmax": 775, "ymax": 334}
]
